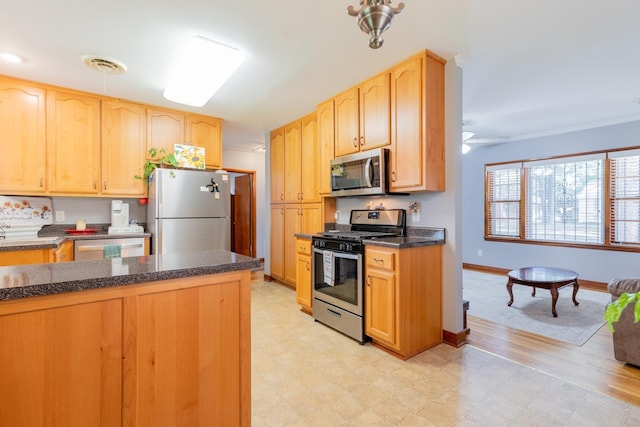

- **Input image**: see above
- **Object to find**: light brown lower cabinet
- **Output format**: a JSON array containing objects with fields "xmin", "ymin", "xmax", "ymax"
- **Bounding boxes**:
[
  {"xmin": 295, "ymin": 237, "xmax": 312, "ymax": 314},
  {"xmin": 0, "ymin": 271, "xmax": 251, "ymax": 426},
  {"xmin": 0, "ymin": 248, "xmax": 52, "ymax": 266},
  {"xmin": 365, "ymin": 244, "xmax": 442, "ymax": 359}
]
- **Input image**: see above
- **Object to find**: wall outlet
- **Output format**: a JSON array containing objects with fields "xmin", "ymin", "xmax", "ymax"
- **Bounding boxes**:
[
  {"xmin": 334, "ymin": 210, "xmax": 340, "ymax": 221},
  {"xmin": 477, "ymin": 249, "xmax": 483, "ymax": 257},
  {"xmin": 55, "ymin": 210, "xmax": 65, "ymax": 222}
]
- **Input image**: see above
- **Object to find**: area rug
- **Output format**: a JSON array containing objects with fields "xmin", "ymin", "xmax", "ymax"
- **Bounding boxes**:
[{"xmin": 463, "ymin": 270, "xmax": 611, "ymax": 346}]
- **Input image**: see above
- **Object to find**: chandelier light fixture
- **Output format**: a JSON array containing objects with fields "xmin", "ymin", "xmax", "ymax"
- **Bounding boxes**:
[{"xmin": 347, "ymin": 0, "xmax": 405, "ymax": 49}]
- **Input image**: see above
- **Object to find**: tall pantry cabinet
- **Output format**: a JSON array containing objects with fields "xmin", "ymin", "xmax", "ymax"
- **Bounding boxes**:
[{"xmin": 269, "ymin": 113, "xmax": 331, "ymax": 286}]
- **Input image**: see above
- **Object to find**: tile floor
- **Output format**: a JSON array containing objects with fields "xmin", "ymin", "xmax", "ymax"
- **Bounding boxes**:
[{"xmin": 251, "ymin": 280, "xmax": 640, "ymax": 426}]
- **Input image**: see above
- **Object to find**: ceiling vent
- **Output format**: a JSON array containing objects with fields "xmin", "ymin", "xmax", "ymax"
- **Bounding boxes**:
[{"xmin": 82, "ymin": 55, "xmax": 127, "ymax": 75}]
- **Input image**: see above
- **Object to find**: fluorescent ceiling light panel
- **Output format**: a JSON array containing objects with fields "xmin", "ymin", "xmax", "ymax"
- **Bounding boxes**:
[{"xmin": 163, "ymin": 36, "xmax": 244, "ymax": 107}]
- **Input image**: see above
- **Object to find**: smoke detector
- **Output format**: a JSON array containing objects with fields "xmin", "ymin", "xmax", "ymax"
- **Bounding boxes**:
[{"xmin": 82, "ymin": 55, "xmax": 127, "ymax": 75}]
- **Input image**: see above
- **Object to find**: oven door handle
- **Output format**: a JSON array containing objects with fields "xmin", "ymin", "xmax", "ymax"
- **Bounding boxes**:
[
  {"xmin": 364, "ymin": 157, "xmax": 373, "ymax": 188},
  {"xmin": 313, "ymin": 247, "xmax": 359, "ymax": 260}
]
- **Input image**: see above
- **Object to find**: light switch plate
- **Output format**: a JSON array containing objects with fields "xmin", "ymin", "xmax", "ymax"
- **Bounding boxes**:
[{"xmin": 55, "ymin": 211, "xmax": 65, "ymax": 222}]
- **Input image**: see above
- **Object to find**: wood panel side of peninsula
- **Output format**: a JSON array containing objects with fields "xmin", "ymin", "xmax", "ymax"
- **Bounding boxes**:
[{"xmin": 0, "ymin": 270, "xmax": 251, "ymax": 427}]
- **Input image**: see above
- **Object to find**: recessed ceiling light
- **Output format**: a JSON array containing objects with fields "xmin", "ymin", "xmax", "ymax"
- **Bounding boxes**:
[
  {"xmin": 163, "ymin": 36, "xmax": 245, "ymax": 107},
  {"xmin": 0, "ymin": 52, "xmax": 24, "ymax": 63}
]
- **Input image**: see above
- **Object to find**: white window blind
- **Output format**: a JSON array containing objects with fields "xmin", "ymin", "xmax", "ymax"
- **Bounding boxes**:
[
  {"xmin": 610, "ymin": 153, "xmax": 640, "ymax": 246},
  {"xmin": 525, "ymin": 157, "xmax": 604, "ymax": 243},
  {"xmin": 486, "ymin": 163, "xmax": 521, "ymax": 237}
]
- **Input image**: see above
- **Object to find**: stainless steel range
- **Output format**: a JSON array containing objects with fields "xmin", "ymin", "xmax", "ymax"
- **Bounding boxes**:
[{"xmin": 311, "ymin": 209, "xmax": 406, "ymax": 343}]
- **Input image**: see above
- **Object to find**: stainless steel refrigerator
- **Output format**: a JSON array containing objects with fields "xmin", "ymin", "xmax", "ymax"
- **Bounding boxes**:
[{"xmin": 147, "ymin": 168, "xmax": 231, "ymax": 255}]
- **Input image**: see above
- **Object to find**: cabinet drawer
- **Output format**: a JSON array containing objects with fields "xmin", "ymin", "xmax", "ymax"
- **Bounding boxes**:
[
  {"xmin": 296, "ymin": 239, "xmax": 311, "ymax": 255},
  {"xmin": 366, "ymin": 249, "xmax": 395, "ymax": 271}
]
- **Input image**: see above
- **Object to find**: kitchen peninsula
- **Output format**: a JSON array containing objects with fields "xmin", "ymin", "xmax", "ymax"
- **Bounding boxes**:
[{"xmin": 0, "ymin": 250, "xmax": 259, "ymax": 426}]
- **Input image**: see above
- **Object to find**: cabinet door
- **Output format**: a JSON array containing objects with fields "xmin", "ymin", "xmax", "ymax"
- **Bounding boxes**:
[
  {"xmin": 359, "ymin": 72, "xmax": 391, "ymax": 152},
  {"xmin": 146, "ymin": 108, "xmax": 185, "ymax": 156},
  {"xmin": 0, "ymin": 299, "xmax": 122, "ymax": 426},
  {"xmin": 284, "ymin": 205, "xmax": 302, "ymax": 283},
  {"xmin": 269, "ymin": 205, "xmax": 285, "ymax": 280},
  {"xmin": 334, "ymin": 87, "xmax": 360, "ymax": 157},
  {"xmin": 53, "ymin": 240, "xmax": 74, "ymax": 262},
  {"xmin": 270, "ymin": 128, "xmax": 285, "ymax": 203},
  {"xmin": 125, "ymin": 282, "xmax": 242, "ymax": 426},
  {"xmin": 316, "ymin": 100, "xmax": 335, "ymax": 195},
  {"xmin": 284, "ymin": 122, "xmax": 302, "ymax": 203},
  {"xmin": 47, "ymin": 90, "xmax": 101, "ymax": 194},
  {"xmin": 296, "ymin": 252, "xmax": 312, "ymax": 311},
  {"xmin": 300, "ymin": 113, "xmax": 320, "ymax": 203},
  {"xmin": 300, "ymin": 203, "xmax": 323, "ymax": 234},
  {"xmin": 365, "ymin": 267, "xmax": 397, "ymax": 347},
  {"xmin": 101, "ymin": 99, "xmax": 146, "ymax": 196},
  {"xmin": 186, "ymin": 114, "xmax": 222, "ymax": 169},
  {"xmin": 0, "ymin": 78, "xmax": 46, "ymax": 193}
]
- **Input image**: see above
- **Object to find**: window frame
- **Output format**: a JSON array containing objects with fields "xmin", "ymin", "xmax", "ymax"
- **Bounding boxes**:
[{"xmin": 484, "ymin": 146, "xmax": 640, "ymax": 253}]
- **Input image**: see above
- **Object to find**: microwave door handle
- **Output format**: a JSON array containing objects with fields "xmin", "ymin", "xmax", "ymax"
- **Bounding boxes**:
[{"xmin": 364, "ymin": 158, "xmax": 373, "ymax": 188}]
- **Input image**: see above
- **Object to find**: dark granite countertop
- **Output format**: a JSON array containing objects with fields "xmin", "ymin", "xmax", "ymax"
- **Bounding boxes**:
[
  {"xmin": 0, "ymin": 250, "xmax": 259, "ymax": 301},
  {"xmin": 364, "ymin": 227, "xmax": 446, "ymax": 249},
  {"xmin": 293, "ymin": 233, "xmax": 314, "ymax": 239}
]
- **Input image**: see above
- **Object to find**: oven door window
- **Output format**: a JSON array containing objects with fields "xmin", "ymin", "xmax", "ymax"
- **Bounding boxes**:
[{"xmin": 313, "ymin": 249, "xmax": 361, "ymax": 307}]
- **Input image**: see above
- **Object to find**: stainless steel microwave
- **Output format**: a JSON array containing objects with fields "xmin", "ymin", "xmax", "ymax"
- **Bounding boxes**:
[{"xmin": 330, "ymin": 148, "xmax": 389, "ymax": 197}]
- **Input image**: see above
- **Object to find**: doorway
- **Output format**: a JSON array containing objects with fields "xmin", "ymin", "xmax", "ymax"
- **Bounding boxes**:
[{"xmin": 227, "ymin": 169, "xmax": 256, "ymax": 258}]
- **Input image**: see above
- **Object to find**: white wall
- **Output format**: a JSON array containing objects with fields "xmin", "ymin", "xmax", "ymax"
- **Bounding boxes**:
[
  {"xmin": 335, "ymin": 60, "xmax": 464, "ymax": 334},
  {"xmin": 51, "ymin": 197, "xmax": 146, "ymax": 226},
  {"xmin": 462, "ymin": 120, "xmax": 640, "ymax": 283},
  {"xmin": 222, "ymin": 147, "xmax": 267, "ymax": 259}
]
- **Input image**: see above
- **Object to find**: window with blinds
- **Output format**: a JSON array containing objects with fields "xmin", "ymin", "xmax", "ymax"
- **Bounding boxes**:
[
  {"xmin": 486, "ymin": 164, "xmax": 521, "ymax": 238},
  {"xmin": 610, "ymin": 150, "xmax": 640, "ymax": 246},
  {"xmin": 524, "ymin": 155, "xmax": 604, "ymax": 244},
  {"xmin": 484, "ymin": 147, "xmax": 640, "ymax": 251}
]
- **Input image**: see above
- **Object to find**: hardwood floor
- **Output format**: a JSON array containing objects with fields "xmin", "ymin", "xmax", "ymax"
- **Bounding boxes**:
[{"xmin": 466, "ymin": 314, "xmax": 640, "ymax": 407}]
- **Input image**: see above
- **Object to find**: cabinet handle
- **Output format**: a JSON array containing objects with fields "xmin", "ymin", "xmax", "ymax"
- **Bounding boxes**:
[
  {"xmin": 280, "ymin": 193, "xmax": 284, "ymax": 201},
  {"xmin": 366, "ymin": 276, "xmax": 371, "ymax": 286},
  {"xmin": 353, "ymin": 137, "xmax": 358, "ymax": 147},
  {"xmin": 93, "ymin": 181, "xmax": 97, "ymax": 190},
  {"xmin": 391, "ymin": 171, "xmax": 396, "ymax": 182},
  {"xmin": 360, "ymin": 136, "xmax": 365, "ymax": 146},
  {"xmin": 373, "ymin": 258, "xmax": 384, "ymax": 263},
  {"xmin": 306, "ymin": 262, "xmax": 310, "ymax": 271},
  {"xmin": 39, "ymin": 177, "xmax": 44, "ymax": 188},
  {"xmin": 300, "ymin": 192, "xmax": 303, "ymax": 201},
  {"xmin": 280, "ymin": 208, "xmax": 284, "ymax": 215},
  {"xmin": 103, "ymin": 181, "xmax": 107, "ymax": 191}
]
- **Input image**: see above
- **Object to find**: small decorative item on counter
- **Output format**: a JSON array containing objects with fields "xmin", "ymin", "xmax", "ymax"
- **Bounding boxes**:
[
  {"xmin": 366, "ymin": 201, "xmax": 374, "ymax": 210},
  {"xmin": 374, "ymin": 203, "xmax": 385, "ymax": 210},
  {"xmin": 76, "ymin": 219, "xmax": 87, "ymax": 231}
]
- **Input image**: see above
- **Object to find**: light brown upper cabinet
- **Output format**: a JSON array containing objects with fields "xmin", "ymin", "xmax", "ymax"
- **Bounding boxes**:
[
  {"xmin": 316, "ymin": 99, "xmax": 335, "ymax": 195},
  {"xmin": 300, "ymin": 113, "xmax": 321, "ymax": 203},
  {"xmin": 389, "ymin": 52, "xmax": 445, "ymax": 192},
  {"xmin": 186, "ymin": 114, "xmax": 222, "ymax": 169},
  {"xmin": 334, "ymin": 72, "xmax": 390, "ymax": 157},
  {"xmin": 101, "ymin": 99, "xmax": 146, "ymax": 196},
  {"xmin": 0, "ymin": 77, "xmax": 47, "ymax": 194},
  {"xmin": 284, "ymin": 121, "xmax": 302, "ymax": 203},
  {"xmin": 270, "ymin": 127, "xmax": 285, "ymax": 204},
  {"xmin": 47, "ymin": 89, "xmax": 101, "ymax": 194},
  {"xmin": 146, "ymin": 107, "xmax": 185, "ymax": 157}
]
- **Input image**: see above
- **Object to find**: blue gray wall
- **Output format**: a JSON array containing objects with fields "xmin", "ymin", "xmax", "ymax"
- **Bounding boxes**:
[{"xmin": 462, "ymin": 120, "xmax": 640, "ymax": 283}]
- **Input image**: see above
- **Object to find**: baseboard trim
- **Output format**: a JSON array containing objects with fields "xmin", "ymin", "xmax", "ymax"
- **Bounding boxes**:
[
  {"xmin": 263, "ymin": 275, "xmax": 295, "ymax": 290},
  {"xmin": 462, "ymin": 263, "xmax": 608, "ymax": 293},
  {"xmin": 442, "ymin": 329, "xmax": 467, "ymax": 347}
]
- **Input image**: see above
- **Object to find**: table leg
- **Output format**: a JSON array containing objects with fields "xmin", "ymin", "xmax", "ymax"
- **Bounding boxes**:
[
  {"xmin": 550, "ymin": 286, "xmax": 559, "ymax": 317},
  {"xmin": 507, "ymin": 278, "xmax": 514, "ymax": 306},
  {"xmin": 572, "ymin": 280, "xmax": 580, "ymax": 306}
]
